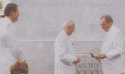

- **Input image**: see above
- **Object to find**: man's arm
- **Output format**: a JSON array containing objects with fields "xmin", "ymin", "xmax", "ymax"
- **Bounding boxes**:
[
  {"xmin": 57, "ymin": 40, "xmax": 78, "ymax": 66},
  {"xmin": 105, "ymin": 31, "xmax": 125, "ymax": 60},
  {"xmin": 4, "ymin": 31, "xmax": 24, "ymax": 61}
]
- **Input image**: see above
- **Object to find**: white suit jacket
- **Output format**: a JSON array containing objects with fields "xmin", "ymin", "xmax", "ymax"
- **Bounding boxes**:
[
  {"xmin": 54, "ymin": 30, "xmax": 77, "ymax": 74},
  {"xmin": 0, "ymin": 17, "xmax": 23, "ymax": 74},
  {"xmin": 101, "ymin": 25, "xmax": 125, "ymax": 74}
]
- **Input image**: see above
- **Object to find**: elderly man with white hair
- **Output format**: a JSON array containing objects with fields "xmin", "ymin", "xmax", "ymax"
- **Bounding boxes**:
[{"xmin": 54, "ymin": 19, "xmax": 80, "ymax": 74}]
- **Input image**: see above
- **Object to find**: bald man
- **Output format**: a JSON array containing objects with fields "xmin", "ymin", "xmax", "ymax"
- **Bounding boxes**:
[{"xmin": 54, "ymin": 19, "xmax": 80, "ymax": 74}]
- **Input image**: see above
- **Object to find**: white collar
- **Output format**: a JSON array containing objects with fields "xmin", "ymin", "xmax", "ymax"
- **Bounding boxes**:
[
  {"xmin": 62, "ymin": 30, "xmax": 68, "ymax": 36},
  {"xmin": 106, "ymin": 25, "xmax": 114, "ymax": 34},
  {"xmin": 4, "ymin": 16, "xmax": 12, "ymax": 24}
]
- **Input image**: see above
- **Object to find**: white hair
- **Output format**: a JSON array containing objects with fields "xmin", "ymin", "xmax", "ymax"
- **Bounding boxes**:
[{"xmin": 63, "ymin": 19, "xmax": 75, "ymax": 28}]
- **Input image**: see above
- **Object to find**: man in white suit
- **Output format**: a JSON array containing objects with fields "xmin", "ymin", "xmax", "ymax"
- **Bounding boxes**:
[
  {"xmin": 54, "ymin": 19, "xmax": 80, "ymax": 74},
  {"xmin": 0, "ymin": 3, "xmax": 24, "ymax": 74},
  {"xmin": 95, "ymin": 14, "xmax": 125, "ymax": 74}
]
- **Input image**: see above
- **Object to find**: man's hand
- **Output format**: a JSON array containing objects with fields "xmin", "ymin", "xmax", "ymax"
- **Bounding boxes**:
[
  {"xmin": 95, "ymin": 56, "xmax": 99, "ymax": 60},
  {"xmin": 76, "ymin": 57, "xmax": 81, "ymax": 63},
  {"xmin": 94, "ymin": 55, "xmax": 102, "ymax": 64},
  {"xmin": 97, "ymin": 54, "xmax": 106, "ymax": 59}
]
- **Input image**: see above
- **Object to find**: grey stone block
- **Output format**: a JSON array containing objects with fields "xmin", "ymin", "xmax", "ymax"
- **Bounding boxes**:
[{"xmin": 77, "ymin": 54, "xmax": 103, "ymax": 74}]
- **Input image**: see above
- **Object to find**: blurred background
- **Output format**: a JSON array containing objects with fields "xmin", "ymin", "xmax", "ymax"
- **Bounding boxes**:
[{"xmin": 0, "ymin": 0, "xmax": 125, "ymax": 74}]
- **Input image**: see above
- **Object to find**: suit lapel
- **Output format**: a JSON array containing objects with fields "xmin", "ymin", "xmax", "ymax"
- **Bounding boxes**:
[
  {"xmin": 68, "ymin": 38, "xmax": 77, "ymax": 56},
  {"xmin": 101, "ymin": 25, "xmax": 116, "ymax": 53}
]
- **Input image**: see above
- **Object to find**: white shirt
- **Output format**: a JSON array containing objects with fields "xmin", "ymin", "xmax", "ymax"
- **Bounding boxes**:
[
  {"xmin": 54, "ymin": 30, "xmax": 77, "ymax": 74},
  {"xmin": 101, "ymin": 25, "xmax": 125, "ymax": 74},
  {"xmin": 0, "ymin": 17, "xmax": 23, "ymax": 74}
]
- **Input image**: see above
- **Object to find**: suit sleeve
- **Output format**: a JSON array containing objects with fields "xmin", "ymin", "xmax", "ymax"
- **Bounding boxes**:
[
  {"xmin": 106, "ymin": 31, "xmax": 125, "ymax": 60},
  {"xmin": 4, "ymin": 31, "xmax": 24, "ymax": 61},
  {"xmin": 57, "ymin": 39, "xmax": 77, "ymax": 66}
]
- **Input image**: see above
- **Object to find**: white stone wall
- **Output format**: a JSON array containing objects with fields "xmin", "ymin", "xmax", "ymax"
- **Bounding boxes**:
[
  {"xmin": 20, "ymin": 41, "xmax": 103, "ymax": 74},
  {"xmin": 11, "ymin": 0, "xmax": 125, "ymax": 41}
]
